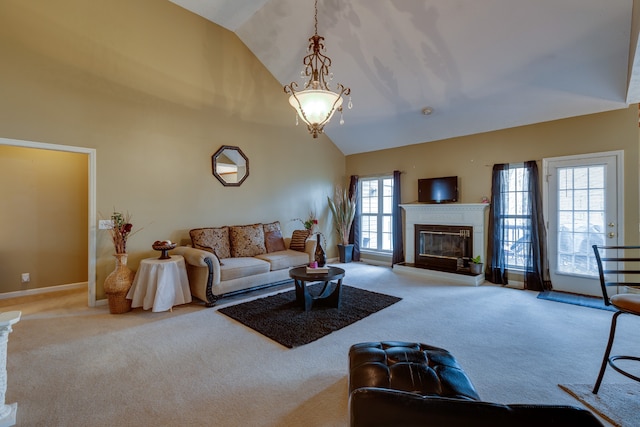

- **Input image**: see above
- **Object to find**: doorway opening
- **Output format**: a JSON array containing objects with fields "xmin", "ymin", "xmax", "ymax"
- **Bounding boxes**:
[{"xmin": 0, "ymin": 137, "xmax": 96, "ymax": 307}]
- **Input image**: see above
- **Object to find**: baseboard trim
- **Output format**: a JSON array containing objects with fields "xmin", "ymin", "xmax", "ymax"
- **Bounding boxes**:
[
  {"xmin": 360, "ymin": 258, "xmax": 391, "ymax": 267},
  {"xmin": 0, "ymin": 282, "xmax": 87, "ymax": 300}
]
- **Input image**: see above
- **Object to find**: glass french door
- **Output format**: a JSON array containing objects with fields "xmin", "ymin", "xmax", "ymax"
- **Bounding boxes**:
[{"xmin": 544, "ymin": 152, "xmax": 622, "ymax": 297}]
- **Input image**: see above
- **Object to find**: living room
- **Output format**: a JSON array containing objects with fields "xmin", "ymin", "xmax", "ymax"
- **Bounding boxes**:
[
  {"xmin": 1, "ymin": 1, "xmax": 639, "ymax": 425},
  {"xmin": 1, "ymin": 0, "xmax": 639, "ymax": 302}
]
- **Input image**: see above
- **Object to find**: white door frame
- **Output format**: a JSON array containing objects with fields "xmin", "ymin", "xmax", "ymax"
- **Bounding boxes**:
[
  {"xmin": 543, "ymin": 150, "xmax": 624, "ymax": 294},
  {"xmin": 0, "ymin": 137, "xmax": 97, "ymax": 307}
]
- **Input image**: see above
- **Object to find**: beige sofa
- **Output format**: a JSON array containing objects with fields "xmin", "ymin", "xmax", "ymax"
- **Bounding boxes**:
[{"xmin": 173, "ymin": 221, "xmax": 316, "ymax": 306}]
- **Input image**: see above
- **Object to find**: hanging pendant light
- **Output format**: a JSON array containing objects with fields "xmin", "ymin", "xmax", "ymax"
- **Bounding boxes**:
[{"xmin": 284, "ymin": 0, "xmax": 352, "ymax": 138}]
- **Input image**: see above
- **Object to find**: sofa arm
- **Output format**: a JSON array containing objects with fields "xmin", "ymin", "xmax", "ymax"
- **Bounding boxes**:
[
  {"xmin": 173, "ymin": 246, "xmax": 220, "ymax": 306},
  {"xmin": 304, "ymin": 238, "xmax": 317, "ymax": 261},
  {"xmin": 349, "ymin": 388, "xmax": 603, "ymax": 427}
]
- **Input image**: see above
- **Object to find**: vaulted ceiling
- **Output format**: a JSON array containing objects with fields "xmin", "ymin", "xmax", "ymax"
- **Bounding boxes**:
[{"xmin": 169, "ymin": 0, "xmax": 640, "ymax": 155}]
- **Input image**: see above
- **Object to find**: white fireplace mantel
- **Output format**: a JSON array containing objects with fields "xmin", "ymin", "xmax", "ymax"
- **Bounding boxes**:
[{"xmin": 399, "ymin": 203, "xmax": 490, "ymax": 283}]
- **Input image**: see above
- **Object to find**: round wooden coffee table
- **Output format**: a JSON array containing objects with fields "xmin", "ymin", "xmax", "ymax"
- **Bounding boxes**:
[{"xmin": 289, "ymin": 266, "xmax": 345, "ymax": 311}]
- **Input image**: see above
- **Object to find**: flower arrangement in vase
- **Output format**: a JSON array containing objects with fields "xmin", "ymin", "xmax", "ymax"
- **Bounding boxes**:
[
  {"xmin": 103, "ymin": 210, "xmax": 138, "ymax": 314},
  {"xmin": 108, "ymin": 211, "xmax": 135, "ymax": 254},
  {"xmin": 292, "ymin": 211, "xmax": 318, "ymax": 233}
]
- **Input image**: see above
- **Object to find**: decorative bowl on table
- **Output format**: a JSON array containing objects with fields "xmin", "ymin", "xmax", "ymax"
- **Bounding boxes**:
[{"xmin": 152, "ymin": 240, "xmax": 177, "ymax": 260}]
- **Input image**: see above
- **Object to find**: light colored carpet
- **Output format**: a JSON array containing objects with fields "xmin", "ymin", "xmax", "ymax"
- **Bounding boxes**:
[
  {"xmin": 4, "ymin": 262, "xmax": 640, "ymax": 426},
  {"xmin": 559, "ymin": 383, "xmax": 640, "ymax": 427}
]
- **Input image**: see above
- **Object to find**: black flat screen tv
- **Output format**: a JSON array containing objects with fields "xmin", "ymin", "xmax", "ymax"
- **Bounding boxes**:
[{"xmin": 418, "ymin": 176, "xmax": 458, "ymax": 203}]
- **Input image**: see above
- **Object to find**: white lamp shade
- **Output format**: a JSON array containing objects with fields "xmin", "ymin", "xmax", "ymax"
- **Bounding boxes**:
[{"xmin": 289, "ymin": 89, "xmax": 343, "ymax": 126}]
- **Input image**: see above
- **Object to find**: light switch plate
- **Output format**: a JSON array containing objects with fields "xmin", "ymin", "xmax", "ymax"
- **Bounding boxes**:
[{"xmin": 99, "ymin": 220, "xmax": 113, "ymax": 230}]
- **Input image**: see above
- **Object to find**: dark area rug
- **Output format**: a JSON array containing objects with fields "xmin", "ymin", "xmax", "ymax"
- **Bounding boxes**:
[
  {"xmin": 537, "ymin": 291, "xmax": 615, "ymax": 311},
  {"xmin": 218, "ymin": 283, "xmax": 402, "ymax": 348}
]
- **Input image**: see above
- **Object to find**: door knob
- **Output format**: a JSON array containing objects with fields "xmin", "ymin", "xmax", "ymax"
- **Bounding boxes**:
[
  {"xmin": 608, "ymin": 222, "xmax": 615, "ymax": 227},
  {"xmin": 608, "ymin": 232, "xmax": 615, "ymax": 238}
]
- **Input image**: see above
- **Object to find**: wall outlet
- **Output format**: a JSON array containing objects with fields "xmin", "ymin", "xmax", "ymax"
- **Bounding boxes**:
[
  {"xmin": 21, "ymin": 273, "xmax": 30, "ymax": 283},
  {"xmin": 99, "ymin": 219, "xmax": 113, "ymax": 230}
]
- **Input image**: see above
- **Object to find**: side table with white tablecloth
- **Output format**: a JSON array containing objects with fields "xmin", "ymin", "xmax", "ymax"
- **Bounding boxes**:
[{"xmin": 126, "ymin": 255, "xmax": 192, "ymax": 312}]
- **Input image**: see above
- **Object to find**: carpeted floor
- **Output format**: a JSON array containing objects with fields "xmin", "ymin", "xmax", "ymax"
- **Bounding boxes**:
[
  {"xmin": 6, "ymin": 262, "xmax": 640, "ymax": 426},
  {"xmin": 218, "ymin": 283, "xmax": 401, "ymax": 348},
  {"xmin": 559, "ymin": 383, "xmax": 640, "ymax": 427}
]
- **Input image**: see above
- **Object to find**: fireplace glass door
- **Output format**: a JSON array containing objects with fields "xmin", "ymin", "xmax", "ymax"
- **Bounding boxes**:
[{"xmin": 415, "ymin": 225, "xmax": 472, "ymax": 272}]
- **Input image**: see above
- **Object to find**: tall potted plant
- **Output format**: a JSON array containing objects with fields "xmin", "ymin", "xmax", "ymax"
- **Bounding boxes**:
[{"xmin": 327, "ymin": 186, "xmax": 357, "ymax": 263}]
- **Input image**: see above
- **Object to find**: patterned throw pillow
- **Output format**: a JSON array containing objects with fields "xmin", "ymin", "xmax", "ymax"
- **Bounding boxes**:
[
  {"xmin": 263, "ymin": 221, "xmax": 281, "ymax": 233},
  {"xmin": 189, "ymin": 227, "xmax": 231, "ymax": 259},
  {"xmin": 230, "ymin": 224, "xmax": 267, "ymax": 257},
  {"xmin": 289, "ymin": 229, "xmax": 311, "ymax": 252}
]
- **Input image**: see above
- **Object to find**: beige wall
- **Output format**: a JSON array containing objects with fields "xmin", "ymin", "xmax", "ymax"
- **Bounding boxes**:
[
  {"xmin": 0, "ymin": 146, "xmax": 88, "ymax": 292},
  {"xmin": 0, "ymin": 0, "xmax": 346, "ymax": 300},
  {"xmin": 347, "ymin": 106, "xmax": 640, "ymax": 246}
]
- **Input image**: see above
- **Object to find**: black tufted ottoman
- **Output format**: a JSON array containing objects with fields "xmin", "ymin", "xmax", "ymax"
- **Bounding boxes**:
[
  {"xmin": 348, "ymin": 341, "xmax": 603, "ymax": 427},
  {"xmin": 348, "ymin": 341, "xmax": 480, "ymax": 399}
]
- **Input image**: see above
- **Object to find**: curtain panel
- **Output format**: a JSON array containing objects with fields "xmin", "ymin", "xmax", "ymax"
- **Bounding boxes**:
[
  {"xmin": 486, "ymin": 161, "xmax": 550, "ymax": 291},
  {"xmin": 349, "ymin": 175, "xmax": 360, "ymax": 262},
  {"xmin": 486, "ymin": 163, "xmax": 509, "ymax": 285},
  {"xmin": 392, "ymin": 170, "xmax": 404, "ymax": 265}
]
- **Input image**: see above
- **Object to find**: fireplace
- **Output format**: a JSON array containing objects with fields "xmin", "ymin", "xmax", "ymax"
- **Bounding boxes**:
[
  {"xmin": 415, "ymin": 224, "xmax": 473, "ymax": 272},
  {"xmin": 397, "ymin": 203, "xmax": 490, "ymax": 285}
]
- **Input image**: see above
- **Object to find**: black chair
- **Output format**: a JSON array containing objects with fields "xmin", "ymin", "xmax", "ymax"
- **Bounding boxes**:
[
  {"xmin": 349, "ymin": 342, "xmax": 603, "ymax": 426},
  {"xmin": 592, "ymin": 245, "xmax": 640, "ymax": 394}
]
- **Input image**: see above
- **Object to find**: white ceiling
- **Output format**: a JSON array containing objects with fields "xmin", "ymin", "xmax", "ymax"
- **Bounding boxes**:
[{"xmin": 169, "ymin": 0, "xmax": 640, "ymax": 155}]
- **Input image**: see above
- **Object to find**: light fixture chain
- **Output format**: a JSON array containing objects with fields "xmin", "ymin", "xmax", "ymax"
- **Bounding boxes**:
[{"xmin": 314, "ymin": 0, "xmax": 318, "ymax": 35}]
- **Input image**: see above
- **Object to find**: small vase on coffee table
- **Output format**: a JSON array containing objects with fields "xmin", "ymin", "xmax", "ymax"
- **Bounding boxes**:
[{"xmin": 314, "ymin": 234, "xmax": 326, "ymax": 267}]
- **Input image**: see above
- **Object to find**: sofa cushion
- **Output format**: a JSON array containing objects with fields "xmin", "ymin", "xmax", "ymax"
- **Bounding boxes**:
[
  {"xmin": 219, "ymin": 257, "xmax": 271, "ymax": 281},
  {"xmin": 190, "ymin": 227, "xmax": 231, "ymax": 259},
  {"xmin": 230, "ymin": 224, "xmax": 267, "ymax": 257},
  {"xmin": 255, "ymin": 249, "xmax": 310, "ymax": 271},
  {"xmin": 263, "ymin": 221, "xmax": 286, "ymax": 253},
  {"xmin": 290, "ymin": 229, "xmax": 311, "ymax": 252}
]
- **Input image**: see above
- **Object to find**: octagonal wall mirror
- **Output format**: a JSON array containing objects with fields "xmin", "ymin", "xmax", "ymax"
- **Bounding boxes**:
[{"xmin": 212, "ymin": 145, "xmax": 249, "ymax": 186}]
